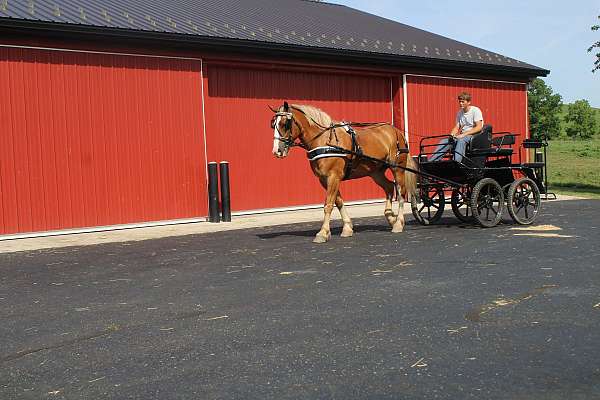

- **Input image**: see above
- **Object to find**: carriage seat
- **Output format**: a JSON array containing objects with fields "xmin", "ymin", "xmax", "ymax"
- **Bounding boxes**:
[
  {"xmin": 468, "ymin": 131, "xmax": 515, "ymax": 157},
  {"xmin": 464, "ymin": 124, "xmax": 492, "ymax": 156}
]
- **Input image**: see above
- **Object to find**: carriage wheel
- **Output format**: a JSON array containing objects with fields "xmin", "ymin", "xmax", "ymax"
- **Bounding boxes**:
[
  {"xmin": 411, "ymin": 184, "xmax": 445, "ymax": 225},
  {"xmin": 451, "ymin": 186, "xmax": 473, "ymax": 223},
  {"xmin": 470, "ymin": 178, "xmax": 504, "ymax": 228},
  {"xmin": 507, "ymin": 177, "xmax": 541, "ymax": 225}
]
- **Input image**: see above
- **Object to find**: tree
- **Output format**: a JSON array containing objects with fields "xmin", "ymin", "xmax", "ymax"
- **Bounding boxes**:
[
  {"xmin": 528, "ymin": 78, "xmax": 563, "ymax": 139},
  {"xmin": 589, "ymin": 15, "xmax": 600, "ymax": 73},
  {"xmin": 564, "ymin": 100, "xmax": 598, "ymax": 139}
]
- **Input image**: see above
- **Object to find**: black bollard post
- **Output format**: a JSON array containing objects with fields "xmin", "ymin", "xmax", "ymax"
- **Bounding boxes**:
[
  {"xmin": 219, "ymin": 161, "xmax": 232, "ymax": 222},
  {"xmin": 208, "ymin": 162, "xmax": 220, "ymax": 223}
]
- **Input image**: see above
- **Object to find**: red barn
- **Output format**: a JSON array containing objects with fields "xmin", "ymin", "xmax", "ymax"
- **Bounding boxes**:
[{"xmin": 0, "ymin": 0, "xmax": 548, "ymax": 238}]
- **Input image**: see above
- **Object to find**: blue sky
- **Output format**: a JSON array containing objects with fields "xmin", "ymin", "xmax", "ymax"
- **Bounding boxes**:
[{"xmin": 331, "ymin": 0, "xmax": 600, "ymax": 107}]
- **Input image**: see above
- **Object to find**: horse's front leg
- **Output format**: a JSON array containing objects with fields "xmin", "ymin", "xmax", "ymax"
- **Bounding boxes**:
[
  {"xmin": 391, "ymin": 182, "xmax": 406, "ymax": 232},
  {"xmin": 391, "ymin": 170, "xmax": 408, "ymax": 233},
  {"xmin": 314, "ymin": 176, "xmax": 341, "ymax": 243}
]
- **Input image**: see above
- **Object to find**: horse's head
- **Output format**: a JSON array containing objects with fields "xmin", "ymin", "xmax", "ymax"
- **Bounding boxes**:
[{"xmin": 271, "ymin": 101, "xmax": 301, "ymax": 158}]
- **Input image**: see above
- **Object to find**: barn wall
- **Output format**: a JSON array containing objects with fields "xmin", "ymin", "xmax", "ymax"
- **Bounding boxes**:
[
  {"xmin": 0, "ymin": 36, "xmax": 534, "ymax": 237},
  {"xmin": 0, "ymin": 46, "xmax": 207, "ymax": 236},
  {"xmin": 404, "ymin": 74, "xmax": 528, "ymax": 154},
  {"xmin": 203, "ymin": 64, "xmax": 395, "ymax": 211}
]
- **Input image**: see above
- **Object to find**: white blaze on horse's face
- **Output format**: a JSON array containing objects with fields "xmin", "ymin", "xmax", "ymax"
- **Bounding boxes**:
[
  {"xmin": 272, "ymin": 115, "xmax": 284, "ymax": 157},
  {"xmin": 273, "ymin": 113, "xmax": 293, "ymax": 158}
]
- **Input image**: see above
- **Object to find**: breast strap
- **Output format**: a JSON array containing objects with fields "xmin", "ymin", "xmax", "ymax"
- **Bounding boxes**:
[{"xmin": 306, "ymin": 146, "xmax": 348, "ymax": 161}]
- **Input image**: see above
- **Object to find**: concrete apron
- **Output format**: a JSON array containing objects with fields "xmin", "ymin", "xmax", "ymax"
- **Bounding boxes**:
[{"xmin": 0, "ymin": 195, "xmax": 582, "ymax": 254}]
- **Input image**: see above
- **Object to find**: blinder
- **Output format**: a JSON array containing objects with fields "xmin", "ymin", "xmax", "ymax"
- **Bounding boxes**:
[{"xmin": 272, "ymin": 111, "xmax": 297, "ymax": 148}]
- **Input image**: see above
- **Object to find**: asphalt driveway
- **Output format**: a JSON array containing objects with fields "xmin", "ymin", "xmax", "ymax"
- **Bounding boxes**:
[{"xmin": 1, "ymin": 199, "xmax": 599, "ymax": 399}]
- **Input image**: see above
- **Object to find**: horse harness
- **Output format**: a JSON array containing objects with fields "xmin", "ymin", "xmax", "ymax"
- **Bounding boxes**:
[
  {"xmin": 273, "ymin": 108, "xmax": 410, "ymax": 180},
  {"xmin": 306, "ymin": 124, "xmax": 363, "ymax": 180}
]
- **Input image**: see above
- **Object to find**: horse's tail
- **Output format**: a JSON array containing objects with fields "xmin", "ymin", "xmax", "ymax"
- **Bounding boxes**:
[{"xmin": 404, "ymin": 154, "xmax": 418, "ymax": 201}]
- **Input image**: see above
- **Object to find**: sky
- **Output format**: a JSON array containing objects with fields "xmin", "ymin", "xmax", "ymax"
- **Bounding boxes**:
[{"xmin": 331, "ymin": 0, "xmax": 600, "ymax": 107}]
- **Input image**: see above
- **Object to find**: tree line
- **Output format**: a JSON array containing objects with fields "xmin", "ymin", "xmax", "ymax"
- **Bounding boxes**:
[
  {"xmin": 528, "ymin": 14, "xmax": 599, "ymax": 140},
  {"xmin": 528, "ymin": 78, "xmax": 598, "ymax": 140}
]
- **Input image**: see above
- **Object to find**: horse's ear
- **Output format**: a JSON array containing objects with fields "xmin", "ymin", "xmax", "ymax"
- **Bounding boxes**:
[
  {"xmin": 284, "ymin": 101, "xmax": 289, "ymax": 111},
  {"xmin": 268, "ymin": 105, "xmax": 278, "ymax": 112}
]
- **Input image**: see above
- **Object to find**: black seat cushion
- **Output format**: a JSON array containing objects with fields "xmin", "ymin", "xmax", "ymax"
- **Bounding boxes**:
[{"xmin": 469, "ymin": 124, "xmax": 492, "ymax": 150}]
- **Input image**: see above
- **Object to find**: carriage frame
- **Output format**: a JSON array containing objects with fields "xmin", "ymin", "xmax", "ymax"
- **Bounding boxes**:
[{"xmin": 410, "ymin": 125, "xmax": 553, "ymax": 227}]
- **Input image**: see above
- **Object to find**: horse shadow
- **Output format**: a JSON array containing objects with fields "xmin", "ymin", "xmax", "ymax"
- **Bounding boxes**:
[{"xmin": 256, "ymin": 219, "xmax": 420, "ymax": 240}]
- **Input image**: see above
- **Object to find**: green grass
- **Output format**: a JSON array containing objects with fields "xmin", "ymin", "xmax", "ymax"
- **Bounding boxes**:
[{"xmin": 546, "ymin": 137, "xmax": 600, "ymax": 198}]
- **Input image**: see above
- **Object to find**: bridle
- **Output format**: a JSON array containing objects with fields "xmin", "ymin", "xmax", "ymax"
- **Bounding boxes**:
[
  {"xmin": 271, "ymin": 105, "xmax": 343, "ymax": 152},
  {"xmin": 271, "ymin": 110, "xmax": 307, "ymax": 151}
]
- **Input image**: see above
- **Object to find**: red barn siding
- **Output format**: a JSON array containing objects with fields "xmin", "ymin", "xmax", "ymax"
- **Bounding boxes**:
[
  {"xmin": 405, "ymin": 75, "xmax": 528, "ymax": 153},
  {"xmin": 392, "ymin": 76, "xmax": 405, "ymax": 134},
  {"xmin": 203, "ymin": 65, "xmax": 394, "ymax": 211},
  {"xmin": 0, "ymin": 47, "xmax": 207, "ymax": 236}
]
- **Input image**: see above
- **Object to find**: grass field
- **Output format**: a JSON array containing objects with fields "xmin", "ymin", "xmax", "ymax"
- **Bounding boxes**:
[{"xmin": 546, "ymin": 137, "xmax": 600, "ymax": 198}]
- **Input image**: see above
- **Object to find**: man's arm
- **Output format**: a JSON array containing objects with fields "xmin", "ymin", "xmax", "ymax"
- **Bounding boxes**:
[
  {"xmin": 457, "ymin": 120, "xmax": 483, "ymax": 138},
  {"xmin": 450, "ymin": 122, "xmax": 460, "ymax": 137}
]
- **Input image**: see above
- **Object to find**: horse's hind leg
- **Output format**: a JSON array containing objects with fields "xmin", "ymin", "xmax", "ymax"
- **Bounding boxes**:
[
  {"xmin": 391, "ymin": 169, "xmax": 407, "ymax": 233},
  {"xmin": 370, "ymin": 171, "xmax": 397, "ymax": 226},
  {"xmin": 335, "ymin": 193, "xmax": 353, "ymax": 237}
]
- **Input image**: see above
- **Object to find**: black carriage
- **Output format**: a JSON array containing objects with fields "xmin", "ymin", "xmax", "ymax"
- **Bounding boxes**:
[{"xmin": 411, "ymin": 125, "xmax": 552, "ymax": 227}]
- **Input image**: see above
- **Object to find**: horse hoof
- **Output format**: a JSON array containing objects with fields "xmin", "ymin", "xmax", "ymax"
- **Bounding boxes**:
[
  {"xmin": 391, "ymin": 224, "xmax": 405, "ymax": 233},
  {"xmin": 313, "ymin": 234, "xmax": 330, "ymax": 243},
  {"xmin": 341, "ymin": 230, "xmax": 354, "ymax": 238}
]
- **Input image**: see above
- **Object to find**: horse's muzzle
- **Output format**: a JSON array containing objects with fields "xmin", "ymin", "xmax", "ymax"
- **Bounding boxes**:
[{"xmin": 273, "ymin": 149, "xmax": 289, "ymax": 158}]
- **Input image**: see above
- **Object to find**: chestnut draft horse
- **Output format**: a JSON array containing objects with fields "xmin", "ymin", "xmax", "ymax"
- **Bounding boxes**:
[{"xmin": 271, "ymin": 102, "xmax": 418, "ymax": 243}]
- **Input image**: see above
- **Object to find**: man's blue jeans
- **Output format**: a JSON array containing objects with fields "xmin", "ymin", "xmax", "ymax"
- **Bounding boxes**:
[{"xmin": 429, "ymin": 135, "xmax": 473, "ymax": 162}]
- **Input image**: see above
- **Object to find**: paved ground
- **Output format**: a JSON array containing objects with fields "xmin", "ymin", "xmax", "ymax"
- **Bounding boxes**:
[
  {"xmin": 0, "ymin": 202, "xmax": 396, "ymax": 254},
  {"xmin": 1, "ymin": 199, "xmax": 599, "ymax": 399}
]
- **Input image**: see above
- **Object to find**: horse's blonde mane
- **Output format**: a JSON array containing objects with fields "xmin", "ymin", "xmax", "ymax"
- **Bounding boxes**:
[{"xmin": 292, "ymin": 104, "xmax": 333, "ymax": 127}]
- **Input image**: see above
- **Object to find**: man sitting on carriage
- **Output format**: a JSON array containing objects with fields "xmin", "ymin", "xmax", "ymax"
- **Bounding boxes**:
[{"xmin": 429, "ymin": 91, "xmax": 484, "ymax": 162}]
